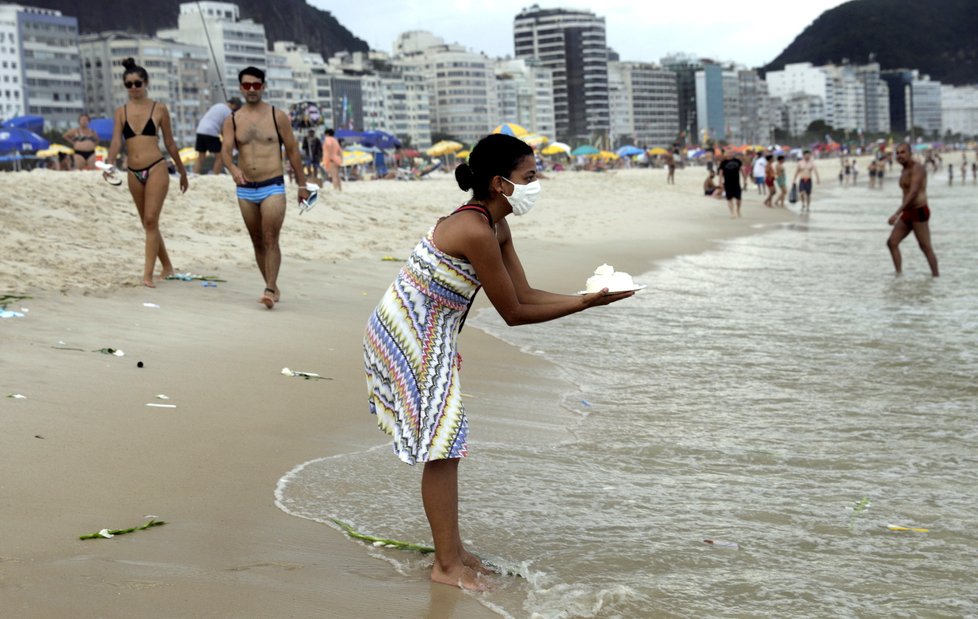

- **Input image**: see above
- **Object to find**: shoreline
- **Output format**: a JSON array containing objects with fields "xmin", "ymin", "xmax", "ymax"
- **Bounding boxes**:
[{"xmin": 1, "ymin": 167, "xmax": 793, "ymax": 616}]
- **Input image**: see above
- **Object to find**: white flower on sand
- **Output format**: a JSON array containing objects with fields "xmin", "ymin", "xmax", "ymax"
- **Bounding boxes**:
[{"xmin": 98, "ymin": 529, "xmax": 114, "ymax": 538}]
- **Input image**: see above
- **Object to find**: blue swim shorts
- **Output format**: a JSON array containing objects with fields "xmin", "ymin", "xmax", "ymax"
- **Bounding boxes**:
[{"xmin": 236, "ymin": 176, "xmax": 286, "ymax": 204}]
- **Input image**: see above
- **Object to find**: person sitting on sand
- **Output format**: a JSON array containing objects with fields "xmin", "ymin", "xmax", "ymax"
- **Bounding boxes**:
[
  {"xmin": 363, "ymin": 134, "xmax": 633, "ymax": 591},
  {"xmin": 703, "ymin": 170, "xmax": 722, "ymax": 198},
  {"xmin": 104, "ymin": 58, "xmax": 188, "ymax": 287}
]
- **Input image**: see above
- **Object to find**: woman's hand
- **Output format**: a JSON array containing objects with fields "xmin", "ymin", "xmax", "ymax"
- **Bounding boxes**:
[
  {"xmin": 583, "ymin": 288, "xmax": 635, "ymax": 308},
  {"xmin": 179, "ymin": 171, "xmax": 189, "ymax": 193}
]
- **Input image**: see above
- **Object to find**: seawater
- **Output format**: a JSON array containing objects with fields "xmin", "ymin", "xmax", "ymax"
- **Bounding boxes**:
[{"xmin": 277, "ymin": 174, "xmax": 978, "ymax": 618}]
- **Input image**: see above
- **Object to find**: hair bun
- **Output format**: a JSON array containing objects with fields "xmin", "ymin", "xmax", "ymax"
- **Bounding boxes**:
[
  {"xmin": 455, "ymin": 163, "xmax": 475, "ymax": 192},
  {"xmin": 122, "ymin": 57, "xmax": 137, "ymax": 71}
]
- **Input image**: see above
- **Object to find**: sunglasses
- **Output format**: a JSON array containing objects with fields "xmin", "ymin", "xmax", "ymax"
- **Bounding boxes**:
[
  {"xmin": 240, "ymin": 82, "xmax": 263, "ymax": 91},
  {"xmin": 124, "ymin": 80, "xmax": 144, "ymax": 89}
]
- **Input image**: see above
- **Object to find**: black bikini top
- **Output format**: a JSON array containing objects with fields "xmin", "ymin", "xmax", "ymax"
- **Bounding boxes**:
[{"xmin": 122, "ymin": 102, "xmax": 157, "ymax": 139}]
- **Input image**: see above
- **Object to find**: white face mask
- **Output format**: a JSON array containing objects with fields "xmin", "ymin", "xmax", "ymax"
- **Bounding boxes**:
[{"xmin": 502, "ymin": 177, "xmax": 542, "ymax": 216}]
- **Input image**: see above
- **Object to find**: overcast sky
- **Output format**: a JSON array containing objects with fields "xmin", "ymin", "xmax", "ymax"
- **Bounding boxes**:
[{"xmin": 315, "ymin": 0, "xmax": 852, "ymax": 68}]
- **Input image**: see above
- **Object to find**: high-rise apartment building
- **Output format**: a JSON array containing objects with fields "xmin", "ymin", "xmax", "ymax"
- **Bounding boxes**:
[
  {"xmin": 941, "ymin": 84, "xmax": 978, "ymax": 137},
  {"xmin": 911, "ymin": 73, "xmax": 942, "ymax": 136},
  {"xmin": 495, "ymin": 58, "xmax": 555, "ymax": 138},
  {"xmin": 0, "ymin": 4, "xmax": 83, "ymax": 130},
  {"xmin": 661, "ymin": 53, "xmax": 702, "ymax": 145},
  {"xmin": 79, "ymin": 32, "xmax": 212, "ymax": 145},
  {"xmin": 157, "ymin": 2, "xmax": 267, "ymax": 102},
  {"xmin": 608, "ymin": 60, "xmax": 678, "ymax": 147},
  {"xmin": 513, "ymin": 6, "xmax": 609, "ymax": 144},
  {"xmin": 695, "ymin": 63, "xmax": 740, "ymax": 143}
]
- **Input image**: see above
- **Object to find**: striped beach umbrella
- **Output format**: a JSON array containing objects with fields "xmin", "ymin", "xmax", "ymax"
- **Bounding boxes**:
[{"xmin": 491, "ymin": 122, "xmax": 528, "ymax": 137}]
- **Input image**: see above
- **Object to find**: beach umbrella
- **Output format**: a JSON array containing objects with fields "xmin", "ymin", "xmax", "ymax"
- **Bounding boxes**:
[
  {"xmin": 35, "ymin": 143, "xmax": 74, "ymax": 158},
  {"xmin": 426, "ymin": 140, "xmax": 463, "ymax": 157},
  {"xmin": 342, "ymin": 150, "xmax": 372, "ymax": 166},
  {"xmin": 179, "ymin": 147, "xmax": 198, "ymax": 163},
  {"xmin": 361, "ymin": 130, "xmax": 401, "ymax": 150},
  {"xmin": 542, "ymin": 141, "xmax": 571, "ymax": 156},
  {"xmin": 521, "ymin": 133, "xmax": 549, "ymax": 147},
  {"xmin": 1, "ymin": 115, "xmax": 45, "ymax": 134},
  {"xmin": 616, "ymin": 145, "xmax": 644, "ymax": 157},
  {"xmin": 0, "ymin": 127, "xmax": 49, "ymax": 153},
  {"xmin": 96, "ymin": 146, "xmax": 109, "ymax": 161},
  {"xmin": 491, "ymin": 122, "xmax": 528, "ymax": 137},
  {"xmin": 593, "ymin": 150, "xmax": 619, "ymax": 160},
  {"xmin": 88, "ymin": 118, "xmax": 114, "ymax": 142},
  {"xmin": 347, "ymin": 143, "xmax": 380, "ymax": 153},
  {"xmin": 456, "ymin": 150, "xmax": 470, "ymax": 159},
  {"xmin": 335, "ymin": 129, "xmax": 364, "ymax": 141},
  {"xmin": 647, "ymin": 147, "xmax": 669, "ymax": 156},
  {"xmin": 399, "ymin": 148, "xmax": 421, "ymax": 158},
  {"xmin": 571, "ymin": 145, "xmax": 600, "ymax": 156}
]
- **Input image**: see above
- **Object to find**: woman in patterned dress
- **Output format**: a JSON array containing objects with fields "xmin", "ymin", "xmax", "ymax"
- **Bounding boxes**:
[{"xmin": 363, "ymin": 134, "xmax": 633, "ymax": 590}]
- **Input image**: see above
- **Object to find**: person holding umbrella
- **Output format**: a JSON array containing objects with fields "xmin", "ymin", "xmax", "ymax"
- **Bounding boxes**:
[{"xmin": 104, "ymin": 57, "xmax": 188, "ymax": 287}]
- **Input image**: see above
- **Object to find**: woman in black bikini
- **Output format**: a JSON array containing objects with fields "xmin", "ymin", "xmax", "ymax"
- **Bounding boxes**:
[
  {"xmin": 62, "ymin": 113, "xmax": 99, "ymax": 170},
  {"xmin": 105, "ymin": 57, "xmax": 188, "ymax": 287}
]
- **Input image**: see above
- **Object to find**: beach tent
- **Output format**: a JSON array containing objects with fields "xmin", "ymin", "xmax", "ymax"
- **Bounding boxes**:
[
  {"xmin": 0, "ymin": 127, "xmax": 49, "ymax": 154},
  {"xmin": 89, "ymin": 118, "xmax": 115, "ymax": 142},
  {"xmin": 616, "ymin": 145, "xmax": 644, "ymax": 157},
  {"xmin": 346, "ymin": 143, "xmax": 379, "ymax": 153},
  {"xmin": 492, "ymin": 122, "xmax": 527, "ymax": 137},
  {"xmin": 571, "ymin": 145, "xmax": 600, "ymax": 156},
  {"xmin": 426, "ymin": 140, "xmax": 463, "ymax": 157},
  {"xmin": 1, "ymin": 115, "xmax": 44, "ymax": 134}
]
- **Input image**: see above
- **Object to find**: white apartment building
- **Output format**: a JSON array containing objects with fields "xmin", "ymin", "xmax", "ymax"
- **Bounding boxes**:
[
  {"xmin": 0, "ymin": 6, "xmax": 25, "ymax": 120},
  {"xmin": 264, "ymin": 50, "xmax": 301, "ymax": 108},
  {"xmin": 0, "ymin": 4, "xmax": 83, "ymax": 130},
  {"xmin": 274, "ymin": 40, "xmax": 333, "ymax": 112},
  {"xmin": 158, "ymin": 2, "xmax": 266, "ymax": 102},
  {"xmin": 393, "ymin": 31, "xmax": 497, "ymax": 146},
  {"xmin": 737, "ymin": 70, "xmax": 773, "ymax": 146},
  {"xmin": 941, "ymin": 84, "xmax": 978, "ymax": 137},
  {"xmin": 911, "ymin": 74, "xmax": 942, "ymax": 136},
  {"xmin": 495, "ymin": 58, "xmax": 555, "ymax": 138},
  {"xmin": 856, "ymin": 63, "xmax": 890, "ymax": 133},
  {"xmin": 779, "ymin": 94, "xmax": 826, "ymax": 137},
  {"xmin": 79, "ymin": 32, "xmax": 212, "ymax": 145},
  {"xmin": 608, "ymin": 60, "xmax": 679, "ymax": 148}
]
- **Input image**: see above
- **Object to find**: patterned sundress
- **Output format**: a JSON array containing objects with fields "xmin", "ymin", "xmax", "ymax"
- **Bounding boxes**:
[{"xmin": 363, "ymin": 225, "xmax": 482, "ymax": 465}]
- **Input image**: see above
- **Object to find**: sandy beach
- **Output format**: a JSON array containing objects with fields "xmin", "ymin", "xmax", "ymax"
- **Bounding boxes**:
[{"xmin": 1, "ymin": 164, "xmax": 794, "ymax": 616}]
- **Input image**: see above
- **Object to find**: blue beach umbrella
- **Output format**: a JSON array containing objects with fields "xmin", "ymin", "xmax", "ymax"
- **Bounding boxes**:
[
  {"xmin": 571, "ymin": 145, "xmax": 600, "ymax": 156},
  {"xmin": 1, "ymin": 115, "xmax": 45, "ymax": 134},
  {"xmin": 362, "ymin": 130, "xmax": 401, "ymax": 150},
  {"xmin": 89, "ymin": 118, "xmax": 115, "ymax": 142},
  {"xmin": 0, "ymin": 127, "xmax": 49, "ymax": 153},
  {"xmin": 616, "ymin": 145, "xmax": 644, "ymax": 157}
]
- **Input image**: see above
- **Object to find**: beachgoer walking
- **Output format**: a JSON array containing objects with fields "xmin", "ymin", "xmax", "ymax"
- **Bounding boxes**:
[
  {"xmin": 948, "ymin": 163, "xmax": 953, "ymax": 186},
  {"xmin": 63, "ymin": 113, "xmax": 99, "ymax": 170},
  {"xmin": 886, "ymin": 143, "xmax": 939, "ymax": 277},
  {"xmin": 193, "ymin": 98, "xmax": 241, "ymax": 175},
  {"xmin": 752, "ymin": 152, "xmax": 767, "ymax": 194},
  {"xmin": 301, "ymin": 129, "xmax": 325, "ymax": 180},
  {"xmin": 851, "ymin": 159, "xmax": 858, "ymax": 185},
  {"xmin": 220, "ymin": 66, "xmax": 309, "ymax": 309},
  {"xmin": 363, "ymin": 134, "xmax": 633, "ymax": 591},
  {"xmin": 868, "ymin": 160, "xmax": 877, "ymax": 189},
  {"xmin": 763, "ymin": 154, "xmax": 776, "ymax": 207},
  {"xmin": 741, "ymin": 150, "xmax": 754, "ymax": 192},
  {"xmin": 792, "ymin": 150, "xmax": 820, "ymax": 212},
  {"xmin": 971, "ymin": 161, "xmax": 976, "ymax": 183},
  {"xmin": 665, "ymin": 149, "xmax": 676, "ymax": 184},
  {"xmin": 719, "ymin": 149, "xmax": 743, "ymax": 218},
  {"xmin": 104, "ymin": 58, "xmax": 188, "ymax": 288},
  {"xmin": 322, "ymin": 128, "xmax": 342, "ymax": 191},
  {"xmin": 775, "ymin": 155, "xmax": 787, "ymax": 207}
]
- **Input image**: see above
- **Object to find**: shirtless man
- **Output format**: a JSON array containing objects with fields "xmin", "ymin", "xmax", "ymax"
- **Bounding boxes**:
[
  {"xmin": 792, "ymin": 150, "xmax": 820, "ymax": 212},
  {"xmin": 886, "ymin": 143, "xmax": 939, "ymax": 277},
  {"xmin": 221, "ymin": 66, "xmax": 310, "ymax": 309}
]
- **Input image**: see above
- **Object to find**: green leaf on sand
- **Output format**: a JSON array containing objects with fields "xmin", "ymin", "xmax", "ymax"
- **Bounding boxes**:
[
  {"xmin": 330, "ymin": 518, "xmax": 434, "ymax": 553},
  {"xmin": 79, "ymin": 519, "xmax": 166, "ymax": 540}
]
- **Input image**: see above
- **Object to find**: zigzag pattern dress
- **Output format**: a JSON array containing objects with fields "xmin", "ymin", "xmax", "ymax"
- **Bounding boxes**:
[{"xmin": 363, "ymin": 225, "xmax": 482, "ymax": 465}]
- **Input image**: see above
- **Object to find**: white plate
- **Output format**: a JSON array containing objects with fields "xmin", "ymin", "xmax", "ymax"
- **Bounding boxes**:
[{"xmin": 577, "ymin": 284, "xmax": 646, "ymax": 295}]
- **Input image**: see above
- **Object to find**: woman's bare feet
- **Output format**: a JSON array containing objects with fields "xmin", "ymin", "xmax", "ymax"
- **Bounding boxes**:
[
  {"xmin": 160, "ymin": 268, "xmax": 175, "ymax": 280},
  {"xmin": 431, "ymin": 562, "xmax": 491, "ymax": 591},
  {"xmin": 259, "ymin": 288, "xmax": 275, "ymax": 309},
  {"xmin": 143, "ymin": 279, "xmax": 156, "ymax": 288},
  {"xmin": 460, "ymin": 549, "xmax": 494, "ymax": 575}
]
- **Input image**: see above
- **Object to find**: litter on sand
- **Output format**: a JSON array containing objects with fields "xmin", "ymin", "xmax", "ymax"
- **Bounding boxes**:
[
  {"xmin": 380, "ymin": 256, "xmax": 401, "ymax": 262},
  {"xmin": 703, "ymin": 539, "xmax": 739, "ymax": 549},
  {"xmin": 7, "ymin": 394, "xmax": 27, "ymax": 399},
  {"xmin": 281, "ymin": 367, "xmax": 332, "ymax": 380},
  {"xmin": 165, "ymin": 273, "xmax": 227, "ymax": 283},
  {"xmin": 146, "ymin": 403, "xmax": 176, "ymax": 408},
  {"xmin": 886, "ymin": 524, "xmax": 930, "ymax": 533},
  {"xmin": 143, "ymin": 303, "xmax": 160, "ymax": 309},
  {"xmin": 79, "ymin": 519, "xmax": 166, "ymax": 540},
  {"xmin": 95, "ymin": 348, "xmax": 125, "ymax": 356}
]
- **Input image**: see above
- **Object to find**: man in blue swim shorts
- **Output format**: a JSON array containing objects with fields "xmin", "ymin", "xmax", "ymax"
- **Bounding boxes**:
[
  {"xmin": 792, "ymin": 150, "xmax": 820, "ymax": 212},
  {"xmin": 222, "ymin": 66, "xmax": 311, "ymax": 309}
]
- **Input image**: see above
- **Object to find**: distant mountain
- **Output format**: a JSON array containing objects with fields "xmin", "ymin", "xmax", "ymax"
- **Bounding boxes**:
[
  {"xmin": 763, "ymin": 0, "xmax": 978, "ymax": 85},
  {"xmin": 14, "ymin": 0, "xmax": 369, "ymax": 59}
]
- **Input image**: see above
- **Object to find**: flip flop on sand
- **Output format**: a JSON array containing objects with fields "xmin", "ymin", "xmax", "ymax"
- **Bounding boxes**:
[{"xmin": 95, "ymin": 161, "xmax": 122, "ymax": 186}]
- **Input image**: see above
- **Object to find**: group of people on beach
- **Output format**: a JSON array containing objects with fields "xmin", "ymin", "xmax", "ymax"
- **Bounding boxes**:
[{"xmin": 97, "ymin": 57, "xmax": 947, "ymax": 592}]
